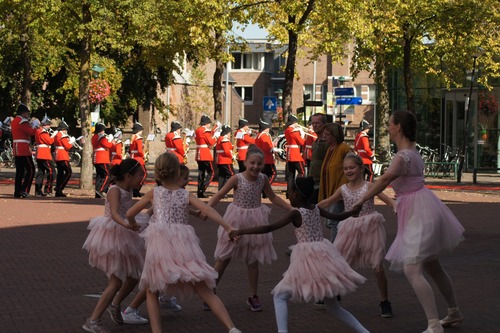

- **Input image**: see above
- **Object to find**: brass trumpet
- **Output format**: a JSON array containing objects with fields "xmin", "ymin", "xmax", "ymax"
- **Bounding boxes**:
[{"xmin": 293, "ymin": 124, "xmax": 317, "ymax": 138}]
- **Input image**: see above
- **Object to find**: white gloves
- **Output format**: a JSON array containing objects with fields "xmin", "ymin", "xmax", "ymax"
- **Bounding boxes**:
[
  {"xmin": 185, "ymin": 137, "xmax": 191, "ymax": 144},
  {"xmin": 299, "ymin": 128, "xmax": 305, "ymax": 138},
  {"xmin": 213, "ymin": 131, "xmax": 221, "ymax": 139},
  {"xmin": 107, "ymin": 134, "xmax": 114, "ymax": 142},
  {"xmin": 272, "ymin": 148, "xmax": 284, "ymax": 154},
  {"xmin": 31, "ymin": 119, "xmax": 40, "ymax": 129},
  {"xmin": 69, "ymin": 136, "xmax": 76, "ymax": 144}
]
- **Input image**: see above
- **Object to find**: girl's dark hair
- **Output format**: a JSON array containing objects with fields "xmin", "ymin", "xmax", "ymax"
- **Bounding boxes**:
[
  {"xmin": 392, "ymin": 110, "xmax": 417, "ymax": 142},
  {"xmin": 344, "ymin": 153, "xmax": 363, "ymax": 168},
  {"xmin": 179, "ymin": 164, "xmax": 189, "ymax": 177},
  {"xmin": 110, "ymin": 158, "xmax": 141, "ymax": 182},
  {"xmin": 246, "ymin": 144, "xmax": 264, "ymax": 160},
  {"xmin": 323, "ymin": 123, "xmax": 344, "ymax": 143},
  {"xmin": 289, "ymin": 176, "xmax": 315, "ymax": 199}
]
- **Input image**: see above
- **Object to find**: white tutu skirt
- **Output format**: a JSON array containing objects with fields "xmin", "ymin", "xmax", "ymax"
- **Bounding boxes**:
[
  {"xmin": 272, "ymin": 239, "xmax": 366, "ymax": 303},
  {"xmin": 214, "ymin": 203, "xmax": 277, "ymax": 265},
  {"xmin": 333, "ymin": 212, "xmax": 387, "ymax": 269},
  {"xmin": 82, "ymin": 213, "xmax": 149, "ymax": 281},
  {"xmin": 139, "ymin": 223, "xmax": 218, "ymax": 299},
  {"xmin": 386, "ymin": 187, "xmax": 465, "ymax": 271}
]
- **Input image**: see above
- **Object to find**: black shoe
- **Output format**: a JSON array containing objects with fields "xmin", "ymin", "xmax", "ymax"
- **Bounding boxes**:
[
  {"xmin": 14, "ymin": 192, "xmax": 28, "ymax": 199},
  {"xmin": 55, "ymin": 191, "xmax": 67, "ymax": 197},
  {"xmin": 197, "ymin": 192, "xmax": 208, "ymax": 198},
  {"xmin": 35, "ymin": 191, "xmax": 47, "ymax": 197},
  {"xmin": 133, "ymin": 191, "xmax": 143, "ymax": 198},
  {"xmin": 95, "ymin": 190, "xmax": 104, "ymax": 198},
  {"xmin": 380, "ymin": 300, "xmax": 393, "ymax": 318}
]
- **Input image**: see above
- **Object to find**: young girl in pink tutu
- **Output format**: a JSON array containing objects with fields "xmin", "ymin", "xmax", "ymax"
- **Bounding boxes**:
[
  {"xmin": 82, "ymin": 159, "xmax": 149, "ymax": 333},
  {"xmin": 126, "ymin": 152, "xmax": 242, "ymax": 333},
  {"xmin": 207, "ymin": 145, "xmax": 293, "ymax": 311},
  {"xmin": 318, "ymin": 153, "xmax": 396, "ymax": 318},
  {"xmin": 230, "ymin": 177, "xmax": 370, "ymax": 333},
  {"xmin": 353, "ymin": 111, "xmax": 464, "ymax": 333}
]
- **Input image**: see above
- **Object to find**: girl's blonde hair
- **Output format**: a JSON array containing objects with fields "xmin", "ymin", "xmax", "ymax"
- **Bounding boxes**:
[{"xmin": 155, "ymin": 153, "xmax": 180, "ymax": 183}]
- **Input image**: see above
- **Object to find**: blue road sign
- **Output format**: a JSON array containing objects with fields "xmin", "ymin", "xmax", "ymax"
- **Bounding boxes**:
[
  {"xmin": 334, "ymin": 87, "xmax": 355, "ymax": 96},
  {"xmin": 336, "ymin": 97, "xmax": 363, "ymax": 105},
  {"xmin": 263, "ymin": 96, "xmax": 277, "ymax": 112}
]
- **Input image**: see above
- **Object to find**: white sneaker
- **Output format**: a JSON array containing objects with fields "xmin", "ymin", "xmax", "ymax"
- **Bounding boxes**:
[
  {"xmin": 122, "ymin": 309, "xmax": 149, "ymax": 325},
  {"xmin": 159, "ymin": 296, "xmax": 182, "ymax": 312}
]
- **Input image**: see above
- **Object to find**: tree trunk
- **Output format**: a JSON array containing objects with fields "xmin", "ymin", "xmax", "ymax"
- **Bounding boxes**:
[
  {"xmin": 79, "ymin": 3, "xmax": 93, "ymax": 190},
  {"xmin": 283, "ymin": 25, "xmax": 298, "ymax": 122},
  {"xmin": 402, "ymin": 25, "xmax": 415, "ymax": 113},
  {"xmin": 212, "ymin": 31, "xmax": 224, "ymax": 122},
  {"xmin": 374, "ymin": 53, "xmax": 391, "ymax": 163},
  {"xmin": 19, "ymin": 14, "xmax": 32, "ymax": 105}
]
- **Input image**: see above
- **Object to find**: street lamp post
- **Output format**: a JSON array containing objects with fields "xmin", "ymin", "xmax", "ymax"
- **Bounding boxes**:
[{"xmin": 275, "ymin": 88, "xmax": 283, "ymax": 129}]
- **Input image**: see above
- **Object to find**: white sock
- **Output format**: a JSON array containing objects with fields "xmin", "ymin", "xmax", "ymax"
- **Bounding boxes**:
[{"xmin": 123, "ymin": 307, "xmax": 136, "ymax": 314}]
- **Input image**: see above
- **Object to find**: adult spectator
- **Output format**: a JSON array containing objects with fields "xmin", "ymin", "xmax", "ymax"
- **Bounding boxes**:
[
  {"xmin": 319, "ymin": 122, "xmax": 352, "ymax": 241},
  {"xmin": 307, "ymin": 113, "xmax": 328, "ymax": 204}
]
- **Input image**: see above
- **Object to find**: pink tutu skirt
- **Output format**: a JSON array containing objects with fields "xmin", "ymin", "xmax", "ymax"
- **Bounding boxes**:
[
  {"xmin": 386, "ymin": 187, "xmax": 465, "ymax": 271},
  {"xmin": 214, "ymin": 203, "xmax": 277, "ymax": 265},
  {"xmin": 139, "ymin": 222, "xmax": 218, "ymax": 299},
  {"xmin": 272, "ymin": 239, "xmax": 366, "ymax": 303},
  {"xmin": 334, "ymin": 212, "xmax": 387, "ymax": 269},
  {"xmin": 82, "ymin": 213, "xmax": 149, "ymax": 281}
]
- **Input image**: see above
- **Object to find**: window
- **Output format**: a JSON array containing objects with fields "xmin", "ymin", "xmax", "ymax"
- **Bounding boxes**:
[
  {"xmin": 231, "ymin": 53, "xmax": 262, "ymax": 70},
  {"xmin": 235, "ymin": 86, "xmax": 254, "ymax": 103},
  {"xmin": 356, "ymin": 84, "xmax": 375, "ymax": 104}
]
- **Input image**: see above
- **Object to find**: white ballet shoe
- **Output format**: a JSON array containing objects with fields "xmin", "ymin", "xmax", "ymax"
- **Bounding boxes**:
[{"xmin": 422, "ymin": 318, "xmax": 443, "ymax": 333}]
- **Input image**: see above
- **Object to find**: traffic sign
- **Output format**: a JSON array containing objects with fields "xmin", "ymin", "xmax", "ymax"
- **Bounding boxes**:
[
  {"xmin": 304, "ymin": 100, "xmax": 323, "ymax": 107},
  {"xmin": 336, "ymin": 97, "xmax": 363, "ymax": 105},
  {"xmin": 334, "ymin": 87, "xmax": 354, "ymax": 96},
  {"xmin": 263, "ymin": 96, "xmax": 277, "ymax": 112}
]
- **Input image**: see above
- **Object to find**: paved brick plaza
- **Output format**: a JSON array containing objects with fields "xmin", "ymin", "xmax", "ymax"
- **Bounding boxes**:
[{"xmin": 0, "ymin": 168, "xmax": 499, "ymax": 333}]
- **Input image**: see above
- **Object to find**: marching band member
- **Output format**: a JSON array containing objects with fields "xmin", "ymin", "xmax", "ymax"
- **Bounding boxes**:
[
  {"xmin": 165, "ymin": 121, "xmax": 186, "ymax": 163},
  {"xmin": 255, "ymin": 119, "xmax": 278, "ymax": 186},
  {"xmin": 129, "ymin": 121, "xmax": 147, "ymax": 197},
  {"xmin": 215, "ymin": 125, "xmax": 235, "ymax": 190},
  {"xmin": 53, "ymin": 121, "xmax": 74, "ymax": 197},
  {"xmin": 110, "ymin": 127, "xmax": 123, "ymax": 166},
  {"xmin": 284, "ymin": 114, "xmax": 306, "ymax": 196},
  {"xmin": 354, "ymin": 119, "xmax": 375, "ymax": 182},
  {"xmin": 194, "ymin": 114, "xmax": 218, "ymax": 198},
  {"xmin": 11, "ymin": 103, "xmax": 37, "ymax": 198},
  {"xmin": 34, "ymin": 116, "xmax": 57, "ymax": 196},
  {"xmin": 302, "ymin": 119, "xmax": 318, "ymax": 174},
  {"xmin": 234, "ymin": 118, "xmax": 255, "ymax": 173},
  {"xmin": 92, "ymin": 123, "xmax": 114, "ymax": 198}
]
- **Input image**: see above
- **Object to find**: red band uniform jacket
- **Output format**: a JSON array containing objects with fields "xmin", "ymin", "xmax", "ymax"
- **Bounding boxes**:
[
  {"xmin": 165, "ymin": 131, "xmax": 186, "ymax": 163},
  {"xmin": 195, "ymin": 125, "xmax": 215, "ymax": 162},
  {"xmin": 12, "ymin": 115, "xmax": 36, "ymax": 156},
  {"xmin": 35, "ymin": 127, "xmax": 55, "ymax": 160}
]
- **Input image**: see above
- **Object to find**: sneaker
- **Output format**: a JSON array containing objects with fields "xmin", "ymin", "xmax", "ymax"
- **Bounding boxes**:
[
  {"xmin": 107, "ymin": 304, "xmax": 123, "ymax": 325},
  {"xmin": 159, "ymin": 296, "xmax": 182, "ymax": 312},
  {"xmin": 122, "ymin": 309, "xmax": 149, "ymax": 325},
  {"xmin": 202, "ymin": 302, "xmax": 211, "ymax": 311},
  {"xmin": 246, "ymin": 295, "xmax": 262, "ymax": 312},
  {"xmin": 380, "ymin": 300, "xmax": 393, "ymax": 318},
  {"xmin": 82, "ymin": 318, "xmax": 110, "ymax": 333}
]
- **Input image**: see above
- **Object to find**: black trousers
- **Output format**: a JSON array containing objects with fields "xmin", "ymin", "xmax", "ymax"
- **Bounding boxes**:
[
  {"xmin": 197, "ymin": 161, "xmax": 214, "ymax": 194},
  {"xmin": 95, "ymin": 163, "xmax": 110, "ymax": 193},
  {"xmin": 55, "ymin": 161, "xmax": 72, "ymax": 192},
  {"xmin": 35, "ymin": 159, "xmax": 56, "ymax": 193},
  {"xmin": 217, "ymin": 164, "xmax": 235, "ymax": 190},
  {"xmin": 14, "ymin": 155, "xmax": 35, "ymax": 195},
  {"xmin": 285, "ymin": 161, "xmax": 305, "ymax": 185},
  {"xmin": 262, "ymin": 164, "xmax": 277, "ymax": 184}
]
